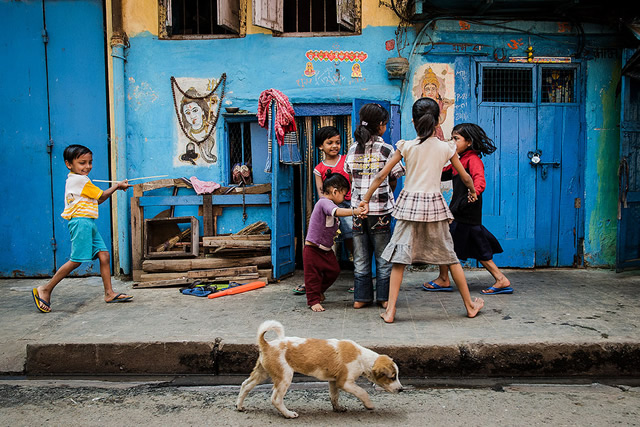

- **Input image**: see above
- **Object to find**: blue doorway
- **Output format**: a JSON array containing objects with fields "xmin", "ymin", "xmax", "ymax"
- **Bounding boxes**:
[
  {"xmin": 0, "ymin": 0, "xmax": 110, "ymax": 277},
  {"xmin": 476, "ymin": 62, "xmax": 584, "ymax": 267}
]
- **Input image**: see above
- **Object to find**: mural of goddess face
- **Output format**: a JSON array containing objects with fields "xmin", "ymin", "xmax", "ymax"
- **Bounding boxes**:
[
  {"xmin": 177, "ymin": 87, "xmax": 217, "ymax": 164},
  {"xmin": 413, "ymin": 65, "xmax": 455, "ymax": 141},
  {"xmin": 180, "ymin": 96, "xmax": 211, "ymax": 139}
]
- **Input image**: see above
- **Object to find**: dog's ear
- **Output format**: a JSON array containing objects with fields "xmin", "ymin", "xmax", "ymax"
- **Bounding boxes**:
[{"xmin": 372, "ymin": 355, "xmax": 396, "ymax": 379}]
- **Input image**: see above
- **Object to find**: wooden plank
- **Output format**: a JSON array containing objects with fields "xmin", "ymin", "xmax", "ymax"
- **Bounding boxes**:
[
  {"xmin": 258, "ymin": 269, "xmax": 272, "ymax": 280},
  {"xmin": 130, "ymin": 188, "xmax": 143, "ymax": 281},
  {"xmin": 202, "ymin": 194, "xmax": 214, "ymax": 237},
  {"xmin": 140, "ymin": 272, "xmax": 189, "ymax": 282},
  {"xmin": 139, "ymin": 178, "xmax": 190, "ymax": 192},
  {"xmin": 204, "ymin": 234, "xmax": 270, "ymax": 241},
  {"xmin": 187, "ymin": 266, "xmax": 258, "ymax": 278},
  {"xmin": 133, "ymin": 278, "xmax": 193, "ymax": 288},
  {"xmin": 138, "ymin": 194, "xmax": 270, "ymax": 207},
  {"xmin": 202, "ymin": 239, "xmax": 270, "ymax": 249},
  {"xmin": 142, "ymin": 255, "xmax": 272, "ymax": 272}
]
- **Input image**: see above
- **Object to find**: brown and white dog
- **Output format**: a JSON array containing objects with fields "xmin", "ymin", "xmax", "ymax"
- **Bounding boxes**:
[{"xmin": 236, "ymin": 320, "xmax": 403, "ymax": 418}]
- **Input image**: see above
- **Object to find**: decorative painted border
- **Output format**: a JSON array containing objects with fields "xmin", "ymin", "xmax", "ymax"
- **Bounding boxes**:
[{"xmin": 305, "ymin": 50, "xmax": 368, "ymax": 62}]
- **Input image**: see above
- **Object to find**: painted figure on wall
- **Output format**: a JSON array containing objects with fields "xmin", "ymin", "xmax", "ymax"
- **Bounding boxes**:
[
  {"xmin": 413, "ymin": 65, "xmax": 455, "ymax": 140},
  {"xmin": 171, "ymin": 75, "xmax": 226, "ymax": 166}
]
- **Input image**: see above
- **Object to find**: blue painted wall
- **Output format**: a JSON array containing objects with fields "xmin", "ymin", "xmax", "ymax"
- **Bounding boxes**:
[{"xmin": 117, "ymin": 13, "xmax": 626, "ymax": 273}]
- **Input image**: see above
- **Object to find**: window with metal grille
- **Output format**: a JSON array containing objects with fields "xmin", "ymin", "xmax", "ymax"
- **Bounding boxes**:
[
  {"xmin": 282, "ymin": 0, "xmax": 356, "ymax": 33},
  {"xmin": 541, "ymin": 68, "xmax": 575, "ymax": 103},
  {"xmin": 482, "ymin": 67, "xmax": 533, "ymax": 103},
  {"xmin": 162, "ymin": 0, "xmax": 240, "ymax": 38},
  {"xmin": 228, "ymin": 122, "xmax": 252, "ymax": 182}
]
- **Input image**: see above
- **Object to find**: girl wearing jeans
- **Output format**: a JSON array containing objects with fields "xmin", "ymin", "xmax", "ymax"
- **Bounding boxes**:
[{"xmin": 345, "ymin": 103, "xmax": 405, "ymax": 308}]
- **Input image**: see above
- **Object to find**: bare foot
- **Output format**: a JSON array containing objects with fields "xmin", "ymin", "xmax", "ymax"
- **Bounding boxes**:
[
  {"xmin": 310, "ymin": 303, "xmax": 325, "ymax": 312},
  {"xmin": 353, "ymin": 301, "xmax": 371, "ymax": 309},
  {"xmin": 320, "ymin": 293, "xmax": 326, "ymax": 302},
  {"xmin": 380, "ymin": 309, "xmax": 395, "ymax": 323},
  {"xmin": 378, "ymin": 301, "xmax": 388, "ymax": 309},
  {"xmin": 466, "ymin": 297, "xmax": 484, "ymax": 318}
]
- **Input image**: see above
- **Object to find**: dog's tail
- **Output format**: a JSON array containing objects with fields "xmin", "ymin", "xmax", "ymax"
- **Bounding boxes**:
[{"xmin": 257, "ymin": 320, "xmax": 284, "ymax": 349}]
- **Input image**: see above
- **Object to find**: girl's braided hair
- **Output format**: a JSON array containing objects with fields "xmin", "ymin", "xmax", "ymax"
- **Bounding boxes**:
[{"xmin": 452, "ymin": 123, "xmax": 497, "ymax": 157}]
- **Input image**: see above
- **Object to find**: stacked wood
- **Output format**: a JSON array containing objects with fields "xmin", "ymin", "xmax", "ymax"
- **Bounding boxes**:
[
  {"xmin": 131, "ymin": 178, "xmax": 274, "ymax": 283},
  {"xmin": 142, "ymin": 255, "xmax": 271, "ymax": 273},
  {"xmin": 203, "ymin": 234, "xmax": 270, "ymax": 252},
  {"xmin": 134, "ymin": 265, "xmax": 272, "ymax": 288},
  {"xmin": 154, "ymin": 228, "xmax": 192, "ymax": 252},
  {"xmin": 235, "ymin": 221, "xmax": 270, "ymax": 235}
]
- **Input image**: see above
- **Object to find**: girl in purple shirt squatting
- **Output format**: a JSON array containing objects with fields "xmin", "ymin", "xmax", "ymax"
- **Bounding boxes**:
[{"xmin": 303, "ymin": 172, "xmax": 365, "ymax": 312}]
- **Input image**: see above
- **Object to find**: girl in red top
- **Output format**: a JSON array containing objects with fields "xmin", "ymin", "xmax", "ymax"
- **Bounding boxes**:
[{"xmin": 424, "ymin": 123, "xmax": 513, "ymax": 295}]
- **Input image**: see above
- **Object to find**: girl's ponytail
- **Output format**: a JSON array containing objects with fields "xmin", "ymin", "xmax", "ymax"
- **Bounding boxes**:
[
  {"xmin": 412, "ymin": 97, "xmax": 440, "ymax": 143},
  {"xmin": 354, "ymin": 103, "xmax": 389, "ymax": 146}
]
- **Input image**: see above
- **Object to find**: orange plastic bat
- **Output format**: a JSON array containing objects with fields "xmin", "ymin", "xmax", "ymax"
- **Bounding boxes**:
[{"xmin": 207, "ymin": 281, "xmax": 266, "ymax": 299}]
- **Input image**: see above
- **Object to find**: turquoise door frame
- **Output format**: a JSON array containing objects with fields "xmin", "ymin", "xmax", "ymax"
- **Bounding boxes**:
[{"xmin": 270, "ymin": 103, "xmax": 296, "ymax": 279}]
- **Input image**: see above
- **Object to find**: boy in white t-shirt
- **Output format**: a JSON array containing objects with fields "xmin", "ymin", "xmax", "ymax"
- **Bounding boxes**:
[{"xmin": 32, "ymin": 145, "xmax": 132, "ymax": 313}]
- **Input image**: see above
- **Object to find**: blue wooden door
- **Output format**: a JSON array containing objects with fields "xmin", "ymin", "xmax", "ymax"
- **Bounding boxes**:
[
  {"xmin": 477, "ymin": 64, "xmax": 537, "ymax": 267},
  {"xmin": 0, "ymin": 0, "xmax": 109, "ymax": 277},
  {"xmin": 271, "ymin": 105, "xmax": 296, "ymax": 278},
  {"xmin": 0, "ymin": 1, "xmax": 55, "ymax": 276},
  {"xmin": 477, "ymin": 63, "xmax": 584, "ymax": 267},
  {"xmin": 535, "ymin": 65, "xmax": 583, "ymax": 267},
  {"xmin": 617, "ymin": 50, "xmax": 640, "ymax": 271}
]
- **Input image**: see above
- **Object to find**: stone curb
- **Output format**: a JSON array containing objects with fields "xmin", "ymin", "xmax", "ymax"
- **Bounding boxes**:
[{"xmin": 25, "ymin": 341, "xmax": 640, "ymax": 378}]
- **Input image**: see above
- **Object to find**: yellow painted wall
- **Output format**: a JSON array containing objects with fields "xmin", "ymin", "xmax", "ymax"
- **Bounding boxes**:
[{"xmin": 123, "ymin": 0, "xmax": 400, "ymax": 37}]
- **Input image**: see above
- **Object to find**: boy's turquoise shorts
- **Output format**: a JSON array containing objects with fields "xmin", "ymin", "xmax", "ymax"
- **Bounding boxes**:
[{"xmin": 68, "ymin": 217, "xmax": 108, "ymax": 263}]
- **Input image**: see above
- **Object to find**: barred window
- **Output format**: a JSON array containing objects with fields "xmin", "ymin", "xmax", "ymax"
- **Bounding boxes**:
[
  {"xmin": 254, "ymin": 0, "xmax": 358, "ymax": 35},
  {"xmin": 228, "ymin": 122, "xmax": 252, "ymax": 182},
  {"xmin": 482, "ymin": 67, "xmax": 533, "ymax": 103},
  {"xmin": 161, "ymin": 0, "xmax": 241, "ymax": 39}
]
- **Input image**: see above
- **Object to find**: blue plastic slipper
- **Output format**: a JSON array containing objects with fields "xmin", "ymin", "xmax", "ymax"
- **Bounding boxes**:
[
  {"xmin": 181, "ymin": 287, "xmax": 213, "ymax": 297},
  {"xmin": 481, "ymin": 286, "xmax": 514, "ymax": 295},
  {"xmin": 421, "ymin": 281, "xmax": 453, "ymax": 292}
]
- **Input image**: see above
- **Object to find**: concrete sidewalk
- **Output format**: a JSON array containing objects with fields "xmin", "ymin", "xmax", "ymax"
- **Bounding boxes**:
[{"xmin": 2, "ymin": 268, "xmax": 639, "ymax": 379}]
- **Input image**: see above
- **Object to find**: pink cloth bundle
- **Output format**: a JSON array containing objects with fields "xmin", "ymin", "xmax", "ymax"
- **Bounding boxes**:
[{"xmin": 190, "ymin": 176, "xmax": 221, "ymax": 194}]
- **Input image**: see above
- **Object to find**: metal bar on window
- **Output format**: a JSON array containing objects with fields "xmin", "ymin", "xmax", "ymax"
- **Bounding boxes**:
[
  {"xmin": 196, "ymin": 0, "xmax": 200, "ymax": 34},
  {"xmin": 182, "ymin": 0, "xmax": 186, "ymax": 33},
  {"xmin": 323, "ymin": 0, "xmax": 326, "ymax": 32}
]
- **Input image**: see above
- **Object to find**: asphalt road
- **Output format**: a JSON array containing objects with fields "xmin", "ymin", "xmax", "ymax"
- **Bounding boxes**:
[{"xmin": 1, "ymin": 378, "xmax": 639, "ymax": 426}]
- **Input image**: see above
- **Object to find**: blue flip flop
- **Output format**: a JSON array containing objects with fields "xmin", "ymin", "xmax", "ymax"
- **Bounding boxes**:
[
  {"xmin": 106, "ymin": 293, "xmax": 134, "ymax": 303},
  {"xmin": 481, "ymin": 286, "xmax": 514, "ymax": 295},
  {"xmin": 421, "ymin": 281, "xmax": 453, "ymax": 292}
]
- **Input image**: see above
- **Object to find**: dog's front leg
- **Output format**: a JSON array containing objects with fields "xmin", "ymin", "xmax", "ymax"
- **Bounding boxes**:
[
  {"xmin": 271, "ymin": 372, "xmax": 298, "ymax": 418},
  {"xmin": 329, "ymin": 381, "xmax": 346, "ymax": 412},
  {"xmin": 236, "ymin": 363, "xmax": 269, "ymax": 411},
  {"xmin": 342, "ymin": 381, "xmax": 375, "ymax": 410}
]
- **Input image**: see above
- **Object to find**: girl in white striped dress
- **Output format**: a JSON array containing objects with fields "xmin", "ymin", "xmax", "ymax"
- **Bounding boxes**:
[{"xmin": 359, "ymin": 98, "xmax": 485, "ymax": 323}]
